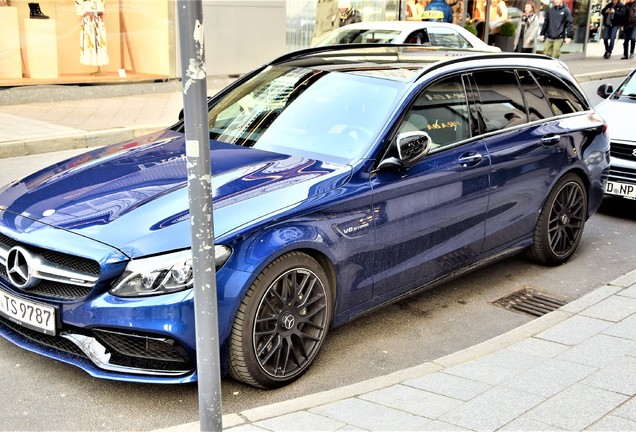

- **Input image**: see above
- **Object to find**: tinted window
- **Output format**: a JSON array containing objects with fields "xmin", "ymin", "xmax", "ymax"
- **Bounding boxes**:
[
  {"xmin": 531, "ymin": 71, "xmax": 586, "ymax": 115},
  {"xmin": 517, "ymin": 70, "xmax": 553, "ymax": 121},
  {"xmin": 472, "ymin": 70, "xmax": 527, "ymax": 133},
  {"xmin": 399, "ymin": 75, "xmax": 471, "ymax": 149}
]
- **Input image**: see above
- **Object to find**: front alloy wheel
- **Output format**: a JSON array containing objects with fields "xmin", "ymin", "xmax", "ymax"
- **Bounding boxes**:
[{"xmin": 228, "ymin": 252, "xmax": 332, "ymax": 389}]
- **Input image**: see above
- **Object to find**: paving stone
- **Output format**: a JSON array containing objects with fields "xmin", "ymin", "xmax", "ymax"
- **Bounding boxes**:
[
  {"xmin": 254, "ymin": 411, "xmax": 346, "ymax": 431},
  {"xmin": 586, "ymin": 414, "xmax": 636, "ymax": 431},
  {"xmin": 556, "ymin": 333, "xmax": 636, "ymax": 368},
  {"xmin": 476, "ymin": 348, "xmax": 544, "ymax": 371},
  {"xmin": 535, "ymin": 315, "xmax": 612, "ymax": 346},
  {"xmin": 419, "ymin": 420, "xmax": 471, "ymax": 431},
  {"xmin": 580, "ymin": 295, "xmax": 636, "ymax": 322},
  {"xmin": 438, "ymin": 386, "xmax": 543, "ymax": 431},
  {"xmin": 503, "ymin": 358, "xmax": 597, "ymax": 398},
  {"xmin": 310, "ymin": 398, "xmax": 431, "ymax": 431},
  {"xmin": 583, "ymin": 356, "xmax": 636, "ymax": 396},
  {"xmin": 612, "ymin": 396, "xmax": 636, "ymax": 421},
  {"xmin": 360, "ymin": 384, "xmax": 463, "ymax": 419},
  {"xmin": 603, "ymin": 314, "xmax": 636, "ymax": 341},
  {"xmin": 403, "ymin": 371, "xmax": 491, "ymax": 401},
  {"xmin": 621, "ymin": 284, "xmax": 636, "ymax": 298},
  {"xmin": 525, "ymin": 383, "xmax": 628, "ymax": 430},
  {"xmin": 500, "ymin": 416, "xmax": 567, "ymax": 431},
  {"xmin": 507, "ymin": 337, "xmax": 569, "ymax": 359},
  {"xmin": 610, "ymin": 271, "xmax": 636, "ymax": 288},
  {"xmin": 224, "ymin": 424, "xmax": 270, "ymax": 432},
  {"xmin": 443, "ymin": 359, "xmax": 522, "ymax": 386}
]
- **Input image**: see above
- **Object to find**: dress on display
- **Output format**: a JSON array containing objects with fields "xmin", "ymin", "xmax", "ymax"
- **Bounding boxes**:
[{"xmin": 75, "ymin": 0, "xmax": 109, "ymax": 67}]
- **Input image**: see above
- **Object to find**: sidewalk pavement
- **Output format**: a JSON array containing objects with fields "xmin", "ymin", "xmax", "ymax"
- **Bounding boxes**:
[
  {"xmin": 1, "ymin": 43, "xmax": 636, "ymax": 432},
  {"xmin": 160, "ymin": 270, "xmax": 636, "ymax": 432}
]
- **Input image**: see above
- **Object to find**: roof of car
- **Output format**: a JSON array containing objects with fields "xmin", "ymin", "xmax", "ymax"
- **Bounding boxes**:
[
  {"xmin": 265, "ymin": 45, "xmax": 576, "ymax": 88},
  {"xmin": 329, "ymin": 21, "xmax": 467, "ymax": 32}
]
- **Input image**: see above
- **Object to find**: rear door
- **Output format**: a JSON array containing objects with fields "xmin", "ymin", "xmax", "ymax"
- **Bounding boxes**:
[{"xmin": 471, "ymin": 69, "xmax": 571, "ymax": 253}]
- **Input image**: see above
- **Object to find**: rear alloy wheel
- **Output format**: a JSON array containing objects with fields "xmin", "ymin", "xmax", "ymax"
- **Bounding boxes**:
[
  {"xmin": 529, "ymin": 174, "xmax": 587, "ymax": 266},
  {"xmin": 228, "ymin": 252, "xmax": 332, "ymax": 389}
]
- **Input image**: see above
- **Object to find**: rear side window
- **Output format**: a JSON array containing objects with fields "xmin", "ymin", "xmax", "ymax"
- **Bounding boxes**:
[
  {"xmin": 531, "ymin": 71, "xmax": 586, "ymax": 115},
  {"xmin": 517, "ymin": 70, "xmax": 553, "ymax": 121},
  {"xmin": 472, "ymin": 70, "xmax": 527, "ymax": 133}
]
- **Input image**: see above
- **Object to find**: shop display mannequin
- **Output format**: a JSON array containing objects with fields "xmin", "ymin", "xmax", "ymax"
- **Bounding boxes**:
[{"xmin": 75, "ymin": 0, "xmax": 109, "ymax": 74}]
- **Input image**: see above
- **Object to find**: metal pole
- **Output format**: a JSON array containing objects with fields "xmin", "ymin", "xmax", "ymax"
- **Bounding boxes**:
[{"xmin": 176, "ymin": 1, "xmax": 223, "ymax": 431}]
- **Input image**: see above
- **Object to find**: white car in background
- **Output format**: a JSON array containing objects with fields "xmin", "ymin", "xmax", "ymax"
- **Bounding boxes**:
[
  {"xmin": 596, "ymin": 68, "xmax": 636, "ymax": 200},
  {"xmin": 313, "ymin": 21, "xmax": 501, "ymax": 52}
]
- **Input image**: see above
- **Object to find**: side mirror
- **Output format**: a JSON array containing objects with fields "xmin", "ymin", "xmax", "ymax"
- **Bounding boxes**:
[
  {"xmin": 597, "ymin": 84, "xmax": 614, "ymax": 99},
  {"xmin": 397, "ymin": 131, "xmax": 431, "ymax": 166}
]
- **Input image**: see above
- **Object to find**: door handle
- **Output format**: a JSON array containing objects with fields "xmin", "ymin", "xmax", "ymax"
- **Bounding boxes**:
[
  {"xmin": 458, "ymin": 152, "xmax": 483, "ymax": 167},
  {"xmin": 541, "ymin": 134, "xmax": 561, "ymax": 145}
]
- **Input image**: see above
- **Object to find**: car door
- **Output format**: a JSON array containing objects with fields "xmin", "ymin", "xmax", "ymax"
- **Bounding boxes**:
[
  {"xmin": 471, "ymin": 69, "xmax": 571, "ymax": 253},
  {"xmin": 370, "ymin": 74, "xmax": 490, "ymax": 300}
]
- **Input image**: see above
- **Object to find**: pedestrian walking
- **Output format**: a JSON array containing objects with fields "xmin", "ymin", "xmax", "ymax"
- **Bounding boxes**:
[
  {"xmin": 601, "ymin": 0, "xmax": 625, "ymax": 59},
  {"xmin": 515, "ymin": 1, "xmax": 540, "ymax": 52},
  {"xmin": 539, "ymin": 0, "xmax": 573, "ymax": 59},
  {"xmin": 623, "ymin": 0, "xmax": 636, "ymax": 59},
  {"xmin": 335, "ymin": 0, "xmax": 361, "ymax": 27}
]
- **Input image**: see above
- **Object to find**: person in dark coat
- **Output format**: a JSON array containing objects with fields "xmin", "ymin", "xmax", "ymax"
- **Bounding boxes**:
[
  {"xmin": 622, "ymin": 0, "xmax": 636, "ymax": 59},
  {"xmin": 336, "ymin": 0, "xmax": 361, "ymax": 27},
  {"xmin": 601, "ymin": 0, "xmax": 625, "ymax": 59},
  {"xmin": 538, "ymin": 0, "xmax": 573, "ymax": 58}
]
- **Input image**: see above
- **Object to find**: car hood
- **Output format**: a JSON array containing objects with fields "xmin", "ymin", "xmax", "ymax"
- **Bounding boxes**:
[
  {"xmin": 0, "ymin": 130, "xmax": 351, "ymax": 258},
  {"xmin": 596, "ymin": 98, "xmax": 636, "ymax": 142}
]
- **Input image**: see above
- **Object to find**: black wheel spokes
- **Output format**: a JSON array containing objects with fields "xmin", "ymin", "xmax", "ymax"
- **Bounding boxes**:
[
  {"xmin": 548, "ymin": 183, "xmax": 585, "ymax": 257},
  {"xmin": 254, "ymin": 268, "xmax": 328, "ymax": 378}
]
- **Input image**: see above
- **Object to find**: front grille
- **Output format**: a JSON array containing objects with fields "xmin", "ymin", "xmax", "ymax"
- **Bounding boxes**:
[
  {"xmin": 610, "ymin": 142, "xmax": 636, "ymax": 161},
  {"xmin": 0, "ymin": 315, "xmax": 87, "ymax": 358},
  {"xmin": 0, "ymin": 232, "xmax": 101, "ymax": 300},
  {"xmin": 608, "ymin": 165, "xmax": 636, "ymax": 183}
]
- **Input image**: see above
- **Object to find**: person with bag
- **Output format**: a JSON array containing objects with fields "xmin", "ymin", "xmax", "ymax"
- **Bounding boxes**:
[
  {"xmin": 515, "ymin": 1, "xmax": 540, "ymax": 52},
  {"xmin": 622, "ymin": 0, "xmax": 636, "ymax": 59},
  {"xmin": 539, "ymin": 0, "xmax": 573, "ymax": 58},
  {"xmin": 601, "ymin": 0, "xmax": 625, "ymax": 59}
]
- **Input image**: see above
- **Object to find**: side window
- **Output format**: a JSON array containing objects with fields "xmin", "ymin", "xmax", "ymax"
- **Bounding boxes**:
[
  {"xmin": 399, "ymin": 75, "xmax": 471, "ymax": 149},
  {"xmin": 472, "ymin": 70, "xmax": 528, "ymax": 132},
  {"xmin": 531, "ymin": 71, "xmax": 586, "ymax": 115},
  {"xmin": 428, "ymin": 28, "xmax": 470, "ymax": 49},
  {"xmin": 517, "ymin": 70, "xmax": 553, "ymax": 121},
  {"xmin": 405, "ymin": 30, "xmax": 427, "ymax": 44}
]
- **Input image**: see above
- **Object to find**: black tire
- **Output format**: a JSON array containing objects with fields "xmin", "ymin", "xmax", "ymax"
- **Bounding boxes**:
[
  {"xmin": 529, "ymin": 174, "xmax": 587, "ymax": 266},
  {"xmin": 228, "ymin": 252, "xmax": 332, "ymax": 389}
]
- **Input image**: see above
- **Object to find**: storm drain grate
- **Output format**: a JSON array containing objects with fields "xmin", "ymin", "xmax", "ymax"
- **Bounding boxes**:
[{"xmin": 493, "ymin": 287, "xmax": 567, "ymax": 317}]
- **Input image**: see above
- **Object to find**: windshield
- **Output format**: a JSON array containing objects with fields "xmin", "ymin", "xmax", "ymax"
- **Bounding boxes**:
[
  {"xmin": 615, "ymin": 73, "xmax": 636, "ymax": 99},
  {"xmin": 316, "ymin": 29, "xmax": 402, "ymax": 46},
  {"xmin": 208, "ymin": 65, "xmax": 402, "ymax": 164}
]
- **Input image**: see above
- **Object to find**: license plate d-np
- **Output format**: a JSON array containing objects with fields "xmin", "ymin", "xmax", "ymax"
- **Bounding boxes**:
[
  {"xmin": 604, "ymin": 180, "xmax": 636, "ymax": 199},
  {"xmin": 0, "ymin": 288, "xmax": 57, "ymax": 335}
]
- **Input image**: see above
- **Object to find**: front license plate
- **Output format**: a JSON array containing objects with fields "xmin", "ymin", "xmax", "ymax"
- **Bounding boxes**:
[
  {"xmin": 604, "ymin": 180, "xmax": 636, "ymax": 199},
  {"xmin": 0, "ymin": 287, "xmax": 57, "ymax": 335}
]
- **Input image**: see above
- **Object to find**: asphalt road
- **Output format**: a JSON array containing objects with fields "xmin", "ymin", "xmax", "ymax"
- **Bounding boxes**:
[{"xmin": 0, "ymin": 77, "xmax": 634, "ymax": 431}]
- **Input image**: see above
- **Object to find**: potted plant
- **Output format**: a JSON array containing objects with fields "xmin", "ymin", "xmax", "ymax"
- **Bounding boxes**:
[
  {"xmin": 494, "ymin": 21, "xmax": 517, "ymax": 52},
  {"xmin": 464, "ymin": 23, "xmax": 478, "ymax": 36}
]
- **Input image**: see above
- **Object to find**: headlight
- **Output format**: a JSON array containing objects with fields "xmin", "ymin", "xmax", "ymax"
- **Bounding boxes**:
[{"xmin": 110, "ymin": 246, "xmax": 231, "ymax": 298}]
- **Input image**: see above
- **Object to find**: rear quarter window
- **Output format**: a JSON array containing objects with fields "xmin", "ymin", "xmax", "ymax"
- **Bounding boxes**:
[{"xmin": 531, "ymin": 70, "xmax": 587, "ymax": 115}]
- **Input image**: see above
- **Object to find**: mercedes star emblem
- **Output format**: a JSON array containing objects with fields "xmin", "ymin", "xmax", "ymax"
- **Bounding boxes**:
[{"xmin": 6, "ymin": 246, "xmax": 37, "ymax": 289}]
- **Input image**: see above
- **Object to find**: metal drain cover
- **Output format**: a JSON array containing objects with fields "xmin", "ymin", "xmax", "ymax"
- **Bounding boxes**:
[{"xmin": 493, "ymin": 287, "xmax": 566, "ymax": 317}]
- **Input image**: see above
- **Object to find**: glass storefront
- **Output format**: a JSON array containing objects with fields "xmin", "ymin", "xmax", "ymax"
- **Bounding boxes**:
[
  {"xmin": 0, "ymin": 0, "xmax": 176, "ymax": 85},
  {"xmin": 0, "ymin": 0, "xmax": 598, "ymax": 86}
]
